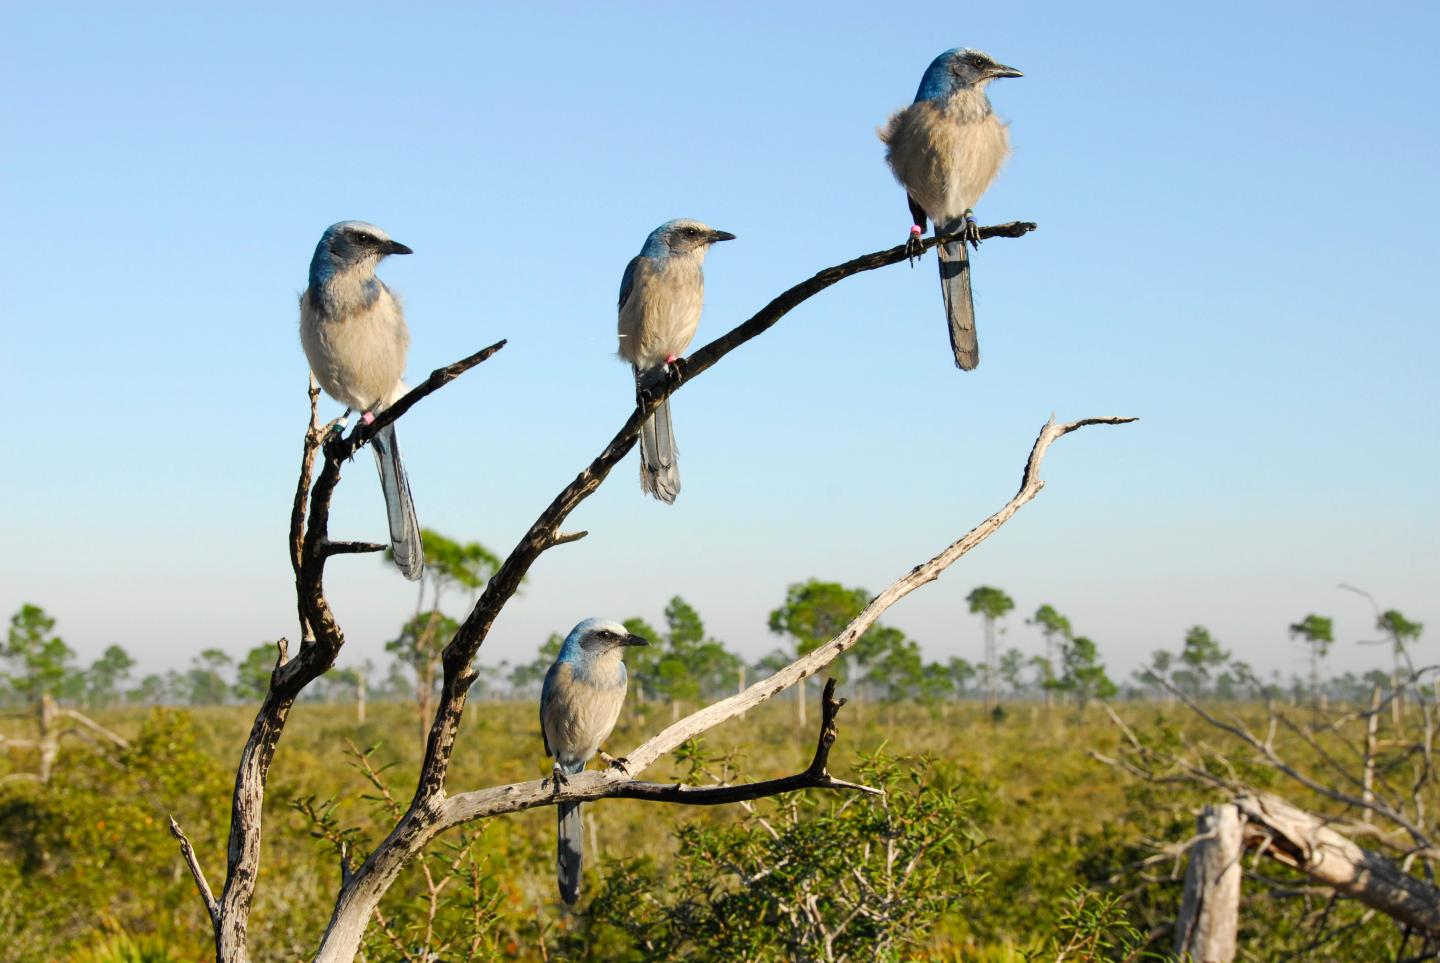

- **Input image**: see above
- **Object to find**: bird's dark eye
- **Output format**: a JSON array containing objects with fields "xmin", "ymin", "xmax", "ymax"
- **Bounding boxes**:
[{"xmin": 685, "ymin": 228, "xmax": 699, "ymax": 236}]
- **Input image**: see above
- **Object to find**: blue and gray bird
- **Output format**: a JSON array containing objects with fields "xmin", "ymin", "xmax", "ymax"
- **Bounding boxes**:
[
  {"xmin": 880, "ymin": 48, "xmax": 1022, "ymax": 370},
  {"xmin": 299, "ymin": 220, "xmax": 424, "ymax": 580},
  {"xmin": 617, "ymin": 219, "xmax": 735, "ymax": 503},
  {"xmin": 540, "ymin": 618, "xmax": 649, "ymax": 904}
]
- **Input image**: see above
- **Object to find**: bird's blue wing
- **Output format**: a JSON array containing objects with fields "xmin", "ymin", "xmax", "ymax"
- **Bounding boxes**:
[
  {"xmin": 618, "ymin": 255, "xmax": 641, "ymax": 313},
  {"xmin": 540, "ymin": 662, "xmax": 560, "ymax": 757}
]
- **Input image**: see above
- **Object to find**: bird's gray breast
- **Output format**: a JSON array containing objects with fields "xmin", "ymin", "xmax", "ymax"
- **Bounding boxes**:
[
  {"xmin": 883, "ymin": 93, "xmax": 1010, "ymax": 221},
  {"xmin": 541, "ymin": 660, "xmax": 629, "ymax": 767},
  {"xmin": 299, "ymin": 282, "xmax": 410, "ymax": 412},
  {"xmin": 617, "ymin": 255, "xmax": 705, "ymax": 370}
]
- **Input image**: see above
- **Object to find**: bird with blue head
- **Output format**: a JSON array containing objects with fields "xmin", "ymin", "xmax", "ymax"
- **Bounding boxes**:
[
  {"xmin": 299, "ymin": 220, "xmax": 424, "ymax": 580},
  {"xmin": 880, "ymin": 48, "xmax": 1023, "ymax": 371},
  {"xmin": 616, "ymin": 218, "xmax": 735, "ymax": 504},
  {"xmin": 540, "ymin": 617, "xmax": 649, "ymax": 904}
]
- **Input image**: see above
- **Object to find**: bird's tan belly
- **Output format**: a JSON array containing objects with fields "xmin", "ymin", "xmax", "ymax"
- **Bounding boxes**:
[
  {"xmin": 301, "ymin": 308, "xmax": 407, "ymax": 412},
  {"xmin": 544, "ymin": 680, "xmax": 626, "ymax": 765}
]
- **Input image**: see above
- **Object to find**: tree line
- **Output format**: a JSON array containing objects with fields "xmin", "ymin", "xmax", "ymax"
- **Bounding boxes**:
[{"xmin": 2, "ymin": 531, "xmax": 1423, "ymax": 714}]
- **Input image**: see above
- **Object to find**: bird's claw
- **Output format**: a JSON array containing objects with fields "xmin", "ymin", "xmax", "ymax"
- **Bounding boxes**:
[
  {"xmin": 963, "ymin": 211, "xmax": 982, "ymax": 250},
  {"xmin": 549, "ymin": 763, "xmax": 570, "ymax": 791},
  {"xmin": 664, "ymin": 356, "xmax": 687, "ymax": 390},
  {"xmin": 635, "ymin": 359, "xmax": 685, "ymax": 409},
  {"xmin": 905, "ymin": 225, "xmax": 924, "ymax": 266},
  {"xmin": 600, "ymin": 751, "xmax": 631, "ymax": 776},
  {"xmin": 323, "ymin": 425, "xmax": 350, "ymax": 462}
]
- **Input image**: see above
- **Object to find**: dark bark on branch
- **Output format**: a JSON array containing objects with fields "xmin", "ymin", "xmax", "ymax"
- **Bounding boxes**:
[
  {"xmin": 322, "ymin": 540, "xmax": 389, "ymax": 557},
  {"xmin": 419, "ymin": 224, "xmax": 1043, "ymax": 809},
  {"xmin": 325, "ymin": 340, "xmax": 508, "ymax": 464},
  {"xmin": 315, "ymin": 411, "xmax": 1130, "ymax": 962},
  {"xmin": 609, "ymin": 679, "xmax": 880, "ymax": 804},
  {"xmin": 681, "ymin": 222, "xmax": 1035, "ymax": 385},
  {"xmin": 201, "ymin": 344, "xmax": 508, "ymax": 963},
  {"xmin": 314, "ymin": 678, "xmax": 878, "ymax": 961},
  {"xmin": 179, "ymin": 225, "xmax": 1119, "ymax": 963}
]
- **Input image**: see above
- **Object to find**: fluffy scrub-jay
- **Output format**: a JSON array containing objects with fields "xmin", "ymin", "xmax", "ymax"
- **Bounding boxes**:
[
  {"xmin": 299, "ymin": 220, "xmax": 424, "ymax": 580},
  {"xmin": 616, "ymin": 219, "xmax": 735, "ymax": 504},
  {"xmin": 540, "ymin": 618, "xmax": 649, "ymax": 904},
  {"xmin": 880, "ymin": 48, "xmax": 1022, "ymax": 370}
]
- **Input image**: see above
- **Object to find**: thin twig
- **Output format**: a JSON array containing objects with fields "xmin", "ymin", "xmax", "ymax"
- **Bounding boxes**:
[
  {"xmin": 322, "ymin": 540, "xmax": 390, "ymax": 557},
  {"xmin": 170, "ymin": 816, "xmax": 219, "ymax": 927}
]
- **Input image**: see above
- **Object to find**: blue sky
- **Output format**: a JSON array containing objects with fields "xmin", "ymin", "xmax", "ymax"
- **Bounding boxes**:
[{"xmin": 2, "ymin": 1, "xmax": 1436, "ymax": 685}]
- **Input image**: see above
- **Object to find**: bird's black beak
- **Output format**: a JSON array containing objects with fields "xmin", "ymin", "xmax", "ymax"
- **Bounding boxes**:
[
  {"xmin": 988, "ymin": 64, "xmax": 1023, "ymax": 79},
  {"xmin": 708, "ymin": 230, "xmax": 737, "ymax": 243},
  {"xmin": 622, "ymin": 633, "xmax": 649, "ymax": 647},
  {"xmin": 385, "ymin": 240, "xmax": 414, "ymax": 256}
]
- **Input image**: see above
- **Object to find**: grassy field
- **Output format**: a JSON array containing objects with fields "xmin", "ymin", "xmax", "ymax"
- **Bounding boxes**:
[{"xmin": 0, "ymin": 695, "xmax": 1408, "ymax": 960}]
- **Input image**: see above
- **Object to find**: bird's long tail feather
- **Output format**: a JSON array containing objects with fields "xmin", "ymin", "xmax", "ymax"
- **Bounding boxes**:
[
  {"xmin": 371, "ymin": 422, "xmax": 424, "ymax": 581},
  {"xmin": 639, "ymin": 396, "xmax": 680, "ymax": 504},
  {"xmin": 557, "ymin": 796, "xmax": 583, "ymax": 904},
  {"xmin": 937, "ymin": 220, "xmax": 979, "ymax": 371}
]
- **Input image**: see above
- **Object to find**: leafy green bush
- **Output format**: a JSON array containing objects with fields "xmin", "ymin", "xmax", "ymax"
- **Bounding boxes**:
[
  {"xmin": 561, "ymin": 752, "xmax": 986, "ymax": 961},
  {"xmin": 0, "ymin": 709, "xmax": 226, "ymax": 962}
]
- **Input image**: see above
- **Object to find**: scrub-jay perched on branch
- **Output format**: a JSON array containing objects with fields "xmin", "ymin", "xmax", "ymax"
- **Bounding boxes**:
[
  {"xmin": 540, "ymin": 618, "xmax": 649, "ymax": 904},
  {"xmin": 299, "ymin": 220, "xmax": 424, "ymax": 580},
  {"xmin": 616, "ymin": 219, "xmax": 735, "ymax": 503},
  {"xmin": 880, "ymin": 48, "xmax": 1022, "ymax": 370}
]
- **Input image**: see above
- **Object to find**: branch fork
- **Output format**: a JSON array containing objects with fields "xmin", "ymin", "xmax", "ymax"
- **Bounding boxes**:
[{"xmin": 170, "ymin": 223, "xmax": 1144, "ymax": 963}]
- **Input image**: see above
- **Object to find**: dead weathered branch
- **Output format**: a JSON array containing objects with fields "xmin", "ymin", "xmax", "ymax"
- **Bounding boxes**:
[
  {"xmin": 0, "ymin": 695, "xmax": 128, "ymax": 784},
  {"xmin": 326, "ymin": 340, "xmax": 509, "ymax": 465},
  {"xmin": 56, "ymin": 707, "xmax": 130, "ymax": 749},
  {"xmin": 506, "ymin": 679, "xmax": 875, "ymax": 807},
  {"xmin": 1236, "ymin": 791, "xmax": 1440, "ymax": 937},
  {"xmin": 321, "ymin": 540, "xmax": 389, "ymax": 558},
  {"xmin": 186, "ymin": 225, "xmax": 1121, "ymax": 963},
  {"xmin": 314, "ymin": 411, "xmax": 1130, "ymax": 961},
  {"xmin": 1174, "ymin": 803, "xmax": 1241, "ymax": 962},
  {"xmin": 195, "ymin": 342, "xmax": 508, "ymax": 963},
  {"xmin": 1156, "ymin": 675, "xmax": 1433, "ymax": 846},
  {"xmin": 171, "ymin": 816, "xmax": 220, "ymax": 930},
  {"xmin": 617, "ymin": 415, "xmax": 1136, "ymax": 778}
]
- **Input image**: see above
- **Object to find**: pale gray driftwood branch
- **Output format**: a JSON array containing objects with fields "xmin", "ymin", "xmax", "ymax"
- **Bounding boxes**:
[{"xmin": 1236, "ymin": 790, "xmax": 1440, "ymax": 937}]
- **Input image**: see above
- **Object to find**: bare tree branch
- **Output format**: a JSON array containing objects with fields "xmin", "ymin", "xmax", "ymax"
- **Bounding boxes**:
[
  {"xmin": 1156, "ymin": 675, "xmax": 1433, "ymax": 846},
  {"xmin": 1174, "ymin": 803, "xmax": 1242, "ymax": 963},
  {"xmin": 312, "ymin": 411, "xmax": 1130, "ymax": 961},
  {"xmin": 322, "ymin": 540, "xmax": 390, "ymax": 558},
  {"xmin": 327, "ymin": 340, "xmax": 510, "ymax": 464},
  {"xmin": 171, "ymin": 816, "xmax": 220, "ymax": 929},
  {"xmin": 55, "ymin": 708, "xmax": 130, "ymax": 750},
  {"xmin": 1236, "ymin": 791, "xmax": 1440, "ymax": 937},
  {"xmin": 187, "ymin": 225, "xmax": 1124, "ymax": 963},
  {"xmin": 201, "ymin": 342, "xmax": 508, "ymax": 963},
  {"xmin": 618, "ymin": 415, "xmax": 1136, "ymax": 778}
]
